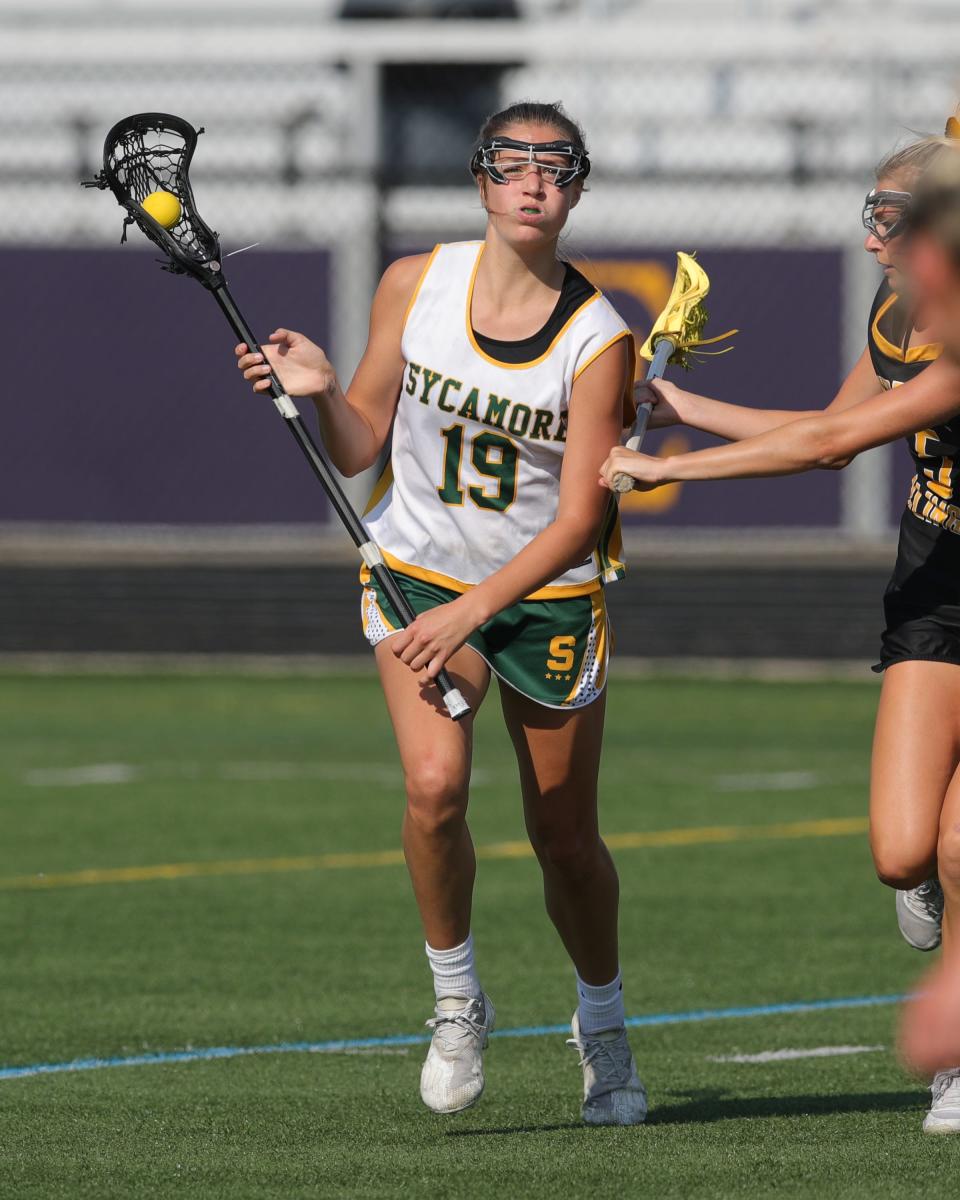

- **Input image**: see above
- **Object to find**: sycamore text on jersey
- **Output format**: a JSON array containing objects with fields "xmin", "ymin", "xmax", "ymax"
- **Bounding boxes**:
[{"xmin": 405, "ymin": 360, "xmax": 568, "ymax": 443}]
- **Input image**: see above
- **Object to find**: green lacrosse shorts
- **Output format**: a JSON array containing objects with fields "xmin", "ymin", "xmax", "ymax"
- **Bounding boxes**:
[{"xmin": 360, "ymin": 571, "xmax": 610, "ymax": 710}]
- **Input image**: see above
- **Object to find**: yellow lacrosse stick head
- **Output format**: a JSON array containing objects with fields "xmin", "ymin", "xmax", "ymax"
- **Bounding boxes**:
[{"xmin": 639, "ymin": 251, "xmax": 735, "ymax": 369}]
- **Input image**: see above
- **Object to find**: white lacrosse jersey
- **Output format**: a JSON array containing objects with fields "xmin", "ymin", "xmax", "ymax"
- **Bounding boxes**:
[{"xmin": 363, "ymin": 241, "xmax": 634, "ymax": 600}]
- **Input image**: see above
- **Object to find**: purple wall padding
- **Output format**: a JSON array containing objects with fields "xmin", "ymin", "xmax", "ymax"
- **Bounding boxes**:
[
  {"xmin": 587, "ymin": 248, "xmax": 845, "ymax": 528},
  {"xmin": 3, "ymin": 247, "xmax": 331, "ymax": 523},
  {"xmin": 6, "ymin": 244, "xmax": 846, "ymax": 527}
]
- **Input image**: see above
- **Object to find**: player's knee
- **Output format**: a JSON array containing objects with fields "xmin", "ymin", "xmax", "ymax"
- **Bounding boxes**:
[
  {"xmin": 873, "ymin": 847, "xmax": 935, "ymax": 890},
  {"xmin": 404, "ymin": 761, "xmax": 467, "ymax": 839},
  {"xmin": 937, "ymin": 822, "xmax": 960, "ymax": 888},
  {"xmin": 531, "ymin": 823, "xmax": 599, "ymax": 880}
]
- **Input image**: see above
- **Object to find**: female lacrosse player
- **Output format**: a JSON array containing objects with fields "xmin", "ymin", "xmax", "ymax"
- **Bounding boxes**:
[
  {"xmin": 601, "ymin": 131, "xmax": 960, "ymax": 1133},
  {"xmin": 893, "ymin": 152, "xmax": 960, "ymax": 1080},
  {"xmin": 235, "ymin": 102, "xmax": 646, "ymax": 1125}
]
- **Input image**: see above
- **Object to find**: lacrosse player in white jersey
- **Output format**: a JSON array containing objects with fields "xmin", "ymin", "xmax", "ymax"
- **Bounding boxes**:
[{"xmin": 235, "ymin": 101, "xmax": 645, "ymax": 1125}]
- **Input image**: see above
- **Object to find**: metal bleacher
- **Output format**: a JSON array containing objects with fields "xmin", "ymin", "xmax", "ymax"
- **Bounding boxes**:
[{"xmin": 1, "ymin": 1, "xmax": 957, "ymax": 237}]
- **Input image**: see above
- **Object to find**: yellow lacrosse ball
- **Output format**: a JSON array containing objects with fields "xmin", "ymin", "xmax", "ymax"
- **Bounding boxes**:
[{"xmin": 142, "ymin": 190, "xmax": 182, "ymax": 229}]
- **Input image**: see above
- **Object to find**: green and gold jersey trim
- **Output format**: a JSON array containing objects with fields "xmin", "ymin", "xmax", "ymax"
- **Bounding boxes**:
[
  {"xmin": 464, "ymin": 243, "xmax": 603, "ymax": 370},
  {"xmin": 563, "ymin": 590, "xmax": 609, "ymax": 704},
  {"xmin": 361, "ymin": 569, "xmax": 610, "ymax": 710},
  {"xmin": 595, "ymin": 496, "xmax": 626, "ymax": 584},
  {"xmin": 363, "ymin": 460, "xmax": 395, "ymax": 516},
  {"xmin": 359, "ymin": 547, "xmax": 604, "ymax": 601},
  {"xmin": 402, "ymin": 244, "xmax": 441, "ymax": 333}
]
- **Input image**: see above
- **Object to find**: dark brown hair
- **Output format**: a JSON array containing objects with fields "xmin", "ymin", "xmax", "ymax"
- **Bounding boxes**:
[{"xmin": 475, "ymin": 101, "xmax": 587, "ymax": 154}]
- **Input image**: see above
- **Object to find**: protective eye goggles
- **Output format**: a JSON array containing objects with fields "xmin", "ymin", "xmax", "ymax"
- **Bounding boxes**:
[
  {"xmin": 862, "ymin": 188, "xmax": 912, "ymax": 243},
  {"xmin": 470, "ymin": 138, "xmax": 590, "ymax": 189}
]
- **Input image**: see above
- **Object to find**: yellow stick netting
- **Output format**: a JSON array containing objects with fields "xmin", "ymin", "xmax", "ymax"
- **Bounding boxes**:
[{"xmin": 640, "ymin": 251, "xmax": 737, "ymax": 370}]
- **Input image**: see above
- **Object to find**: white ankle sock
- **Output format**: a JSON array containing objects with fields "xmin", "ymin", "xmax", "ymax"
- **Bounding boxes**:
[
  {"xmin": 425, "ymin": 934, "xmax": 481, "ymax": 1002},
  {"xmin": 576, "ymin": 969, "xmax": 625, "ymax": 1034}
]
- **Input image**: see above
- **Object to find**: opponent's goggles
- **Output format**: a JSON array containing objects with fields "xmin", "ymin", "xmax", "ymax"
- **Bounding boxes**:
[
  {"xmin": 862, "ymin": 188, "xmax": 912, "ymax": 243},
  {"xmin": 470, "ymin": 138, "xmax": 590, "ymax": 188}
]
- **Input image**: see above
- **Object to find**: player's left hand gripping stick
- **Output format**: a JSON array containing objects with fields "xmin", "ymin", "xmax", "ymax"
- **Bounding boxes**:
[
  {"xmin": 83, "ymin": 112, "xmax": 471, "ymax": 721},
  {"xmin": 612, "ymin": 251, "xmax": 736, "ymax": 493}
]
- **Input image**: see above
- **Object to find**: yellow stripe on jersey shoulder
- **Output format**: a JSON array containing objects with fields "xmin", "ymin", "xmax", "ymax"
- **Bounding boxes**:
[
  {"xmin": 573, "ymin": 328, "xmax": 633, "ymax": 382},
  {"xmin": 363, "ymin": 459, "xmax": 395, "ymax": 516},
  {"xmin": 402, "ymin": 244, "xmax": 442, "ymax": 333},
  {"xmin": 464, "ymin": 243, "xmax": 602, "ymax": 371},
  {"xmin": 871, "ymin": 291, "xmax": 941, "ymax": 364}
]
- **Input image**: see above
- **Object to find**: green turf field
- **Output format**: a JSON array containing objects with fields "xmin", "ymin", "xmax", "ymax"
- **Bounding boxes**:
[{"xmin": 1, "ymin": 672, "xmax": 956, "ymax": 1198}]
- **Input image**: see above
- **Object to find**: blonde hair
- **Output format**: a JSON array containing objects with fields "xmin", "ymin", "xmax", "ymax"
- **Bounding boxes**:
[
  {"xmin": 875, "ymin": 135, "xmax": 955, "ymax": 187},
  {"xmin": 912, "ymin": 148, "xmax": 960, "ymax": 264}
]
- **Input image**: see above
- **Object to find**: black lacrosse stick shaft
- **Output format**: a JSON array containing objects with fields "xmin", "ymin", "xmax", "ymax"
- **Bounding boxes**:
[
  {"xmin": 210, "ymin": 283, "xmax": 471, "ymax": 720},
  {"xmin": 87, "ymin": 112, "xmax": 469, "ymax": 719}
]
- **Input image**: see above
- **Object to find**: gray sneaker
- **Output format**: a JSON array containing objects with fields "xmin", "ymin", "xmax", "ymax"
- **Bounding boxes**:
[
  {"xmin": 924, "ymin": 1068, "xmax": 960, "ymax": 1134},
  {"xmin": 419, "ymin": 992, "xmax": 494, "ymax": 1114},
  {"xmin": 897, "ymin": 879, "xmax": 944, "ymax": 951},
  {"xmin": 567, "ymin": 1010, "xmax": 648, "ymax": 1126}
]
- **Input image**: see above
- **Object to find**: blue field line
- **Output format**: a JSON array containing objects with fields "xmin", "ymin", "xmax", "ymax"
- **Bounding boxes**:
[{"xmin": 0, "ymin": 992, "xmax": 908, "ymax": 1082}]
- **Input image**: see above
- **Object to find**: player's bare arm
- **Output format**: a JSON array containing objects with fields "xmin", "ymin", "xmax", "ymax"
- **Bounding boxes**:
[
  {"xmin": 640, "ymin": 346, "xmax": 882, "ymax": 440},
  {"xmin": 235, "ymin": 253, "xmax": 429, "ymax": 476},
  {"xmin": 602, "ymin": 354, "xmax": 960, "ymax": 491},
  {"xmin": 392, "ymin": 337, "xmax": 629, "ymax": 679}
]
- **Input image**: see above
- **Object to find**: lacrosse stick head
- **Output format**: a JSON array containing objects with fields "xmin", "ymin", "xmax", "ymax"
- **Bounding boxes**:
[
  {"xmin": 639, "ymin": 251, "xmax": 724, "ymax": 370},
  {"xmin": 83, "ymin": 112, "xmax": 224, "ymax": 289}
]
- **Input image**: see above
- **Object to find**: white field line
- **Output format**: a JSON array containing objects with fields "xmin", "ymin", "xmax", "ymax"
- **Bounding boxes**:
[
  {"xmin": 23, "ymin": 764, "xmax": 142, "ymax": 787},
  {"xmin": 714, "ymin": 770, "xmax": 822, "ymax": 792},
  {"xmin": 328, "ymin": 1047, "xmax": 409, "ymax": 1057},
  {"xmin": 708, "ymin": 1044, "xmax": 886, "ymax": 1064},
  {"xmin": 21, "ymin": 762, "xmax": 491, "ymax": 788},
  {"xmin": 221, "ymin": 763, "xmax": 492, "ymax": 786},
  {"xmin": 219, "ymin": 762, "xmax": 405, "ymax": 785}
]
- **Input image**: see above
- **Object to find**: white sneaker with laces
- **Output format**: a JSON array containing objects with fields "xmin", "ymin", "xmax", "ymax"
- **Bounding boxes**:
[
  {"xmin": 896, "ymin": 879, "xmax": 944, "ymax": 951},
  {"xmin": 924, "ymin": 1068, "xmax": 960, "ymax": 1133},
  {"xmin": 419, "ymin": 992, "xmax": 495, "ymax": 1114},
  {"xmin": 567, "ymin": 1010, "xmax": 648, "ymax": 1126}
]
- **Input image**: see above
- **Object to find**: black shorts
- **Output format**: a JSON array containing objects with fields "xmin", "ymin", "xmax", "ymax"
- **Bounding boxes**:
[{"xmin": 875, "ymin": 510, "xmax": 960, "ymax": 671}]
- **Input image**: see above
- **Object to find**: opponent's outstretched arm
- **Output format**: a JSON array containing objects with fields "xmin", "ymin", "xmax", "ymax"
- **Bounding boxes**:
[
  {"xmin": 643, "ymin": 348, "xmax": 882, "ymax": 441},
  {"xmin": 601, "ymin": 353, "xmax": 960, "ymax": 491}
]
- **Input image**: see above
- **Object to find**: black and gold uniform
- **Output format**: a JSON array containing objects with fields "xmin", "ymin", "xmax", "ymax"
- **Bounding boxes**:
[{"xmin": 869, "ymin": 278, "xmax": 960, "ymax": 670}]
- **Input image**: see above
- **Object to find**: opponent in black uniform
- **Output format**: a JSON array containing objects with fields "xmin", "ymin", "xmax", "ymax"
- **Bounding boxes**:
[
  {"xmin": 597, "ymin": 128, "xmax": 960, "ymax": 1132},
  {"xmin": 868, "ymin": 277, "xmax": 960, "ymax": 669},
  {"xmin": 894, "ymin": 146, "xmax": 960, "ymax": 1080}
]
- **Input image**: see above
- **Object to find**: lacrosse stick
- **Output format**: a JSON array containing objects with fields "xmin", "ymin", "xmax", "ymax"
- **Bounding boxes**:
[
  {"xmin": 83, "ymin": 112, "xmax": 471, "ymax": 721},
  {"xmin": 611, "ymin": 251, "xmax": 735, "ymax": 494}
]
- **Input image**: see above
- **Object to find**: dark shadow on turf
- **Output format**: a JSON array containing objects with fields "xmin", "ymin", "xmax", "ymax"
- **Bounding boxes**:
[
  {"xmin": 649, "ymin": 1088, "xmax": 925, "ymax": 1125},
  {"xmin": 444, "ymin": 1091, "xmax": 926, "ymax": 1136}
]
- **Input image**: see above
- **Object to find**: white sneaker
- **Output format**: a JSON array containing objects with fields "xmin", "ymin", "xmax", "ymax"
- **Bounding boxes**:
[
  {"xmin": 567, "ymin": 1010, "xmax": 648, "ymax": 1126},
  {"xmin": 896, "ymin": 879, "xmax": 944, "ymax": 951},
  {"xmin": 924, "ymin": 1068, "xmax": 960, "ymax": 1133},
  {"xmin": 419, "ymin": 992, "xmax": 494, "ymax": 1115}
]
